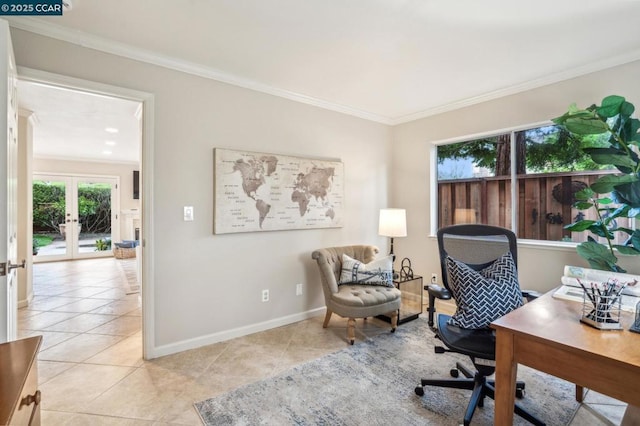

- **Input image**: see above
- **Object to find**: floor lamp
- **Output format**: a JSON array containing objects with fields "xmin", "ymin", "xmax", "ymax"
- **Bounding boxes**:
[{"xmin": 378, "ymin": 208, "xmax": 407, "ymax": 260}]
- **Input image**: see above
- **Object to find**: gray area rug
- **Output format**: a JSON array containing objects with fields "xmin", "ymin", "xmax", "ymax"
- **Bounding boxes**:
[{"xmin": 195, "ymin": 317, "xmax": 579, "ymax": 425}]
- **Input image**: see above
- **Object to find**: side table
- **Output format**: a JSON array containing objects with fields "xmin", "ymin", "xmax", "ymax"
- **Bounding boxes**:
[{"xmin": 378, "ymin": 275, "xmax": 423, "ymax": 325}]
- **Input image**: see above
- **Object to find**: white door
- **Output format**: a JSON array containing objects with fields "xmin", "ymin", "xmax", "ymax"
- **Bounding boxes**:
[{"xmin": 0, "ymin": 20, "xmax": 20, "ymax": 343}]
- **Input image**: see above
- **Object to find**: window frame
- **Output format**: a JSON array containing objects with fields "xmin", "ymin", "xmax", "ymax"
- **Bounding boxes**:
[{"xmin": 429, "ymin": 119, "xmax": 632, "ymax": 246}]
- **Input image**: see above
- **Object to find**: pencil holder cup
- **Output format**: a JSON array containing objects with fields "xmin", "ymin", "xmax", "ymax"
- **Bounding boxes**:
[{"xmin": 580, "ymin": 291, "xmax": 622, "ymax": 330}]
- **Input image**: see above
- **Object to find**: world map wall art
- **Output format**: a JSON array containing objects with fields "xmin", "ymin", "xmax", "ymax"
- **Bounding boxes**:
[{"xmin": 213, "ymin": 148, "xmax": 344, "ymax": 234}]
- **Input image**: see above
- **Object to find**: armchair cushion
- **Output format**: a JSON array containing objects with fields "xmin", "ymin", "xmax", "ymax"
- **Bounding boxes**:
[
  {"xmin": 446, "ymin": 251, "xmax": 523, "ymax": 329},
  {"xmin": 339, "ymin": 254, "xmax": 393, "ymax": 287}
]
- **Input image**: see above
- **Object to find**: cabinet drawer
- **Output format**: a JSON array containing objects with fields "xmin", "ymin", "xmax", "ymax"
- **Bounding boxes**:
[{"xmin": 10, "ymin": 360, "xmax": 40, "ymax": 425}]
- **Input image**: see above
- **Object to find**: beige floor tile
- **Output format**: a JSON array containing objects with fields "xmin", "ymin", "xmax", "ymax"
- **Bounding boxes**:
[
  {"xmin": 85, "ymin": 366, "xmax": 193, "ymax": 421},
  {"xmin": 43, "ymin": 411, "xmax": 155, "ymax": 426},
  {"xmin": 60, "ymin": 286, "xmax": 115, "ymax": 298},
  {"xmin": 18, "ymin": 308, "xmax": 43, "ymax": 320},
  {"xmin": 90, "ymin": 299, "xmax": 141, "ymax": 316},
  {"xmin": 88, "ymin": 288, "xmax": 130, "ymax": 300},
  {"xmin": 50, "ymin": 298, "xmax": 113, "ymax": 313},
  {"xmin": 28, "ymin": 296, "xmax": 80, "ymax": 311},
  {"xmin": 40, "ymin": 363, "xmax": 135, "ymax": 412},
  {"xmin": 146, "ymin": 340, "xmax": 229, "ymax": 379},
  {"xmin": 20, "ymin": 311, "xmax": 80, "ymax": 330},
  {"xmin": 570, "ymin": 405, "xmax": 613, "ymax": 425},
  {"xmin": 38, "ymin": 360, "xmax": 77, "ymax": 384},
  {"xmin": 86, "ymin": 333, "xmax": 144, "ymax": 367},
  {"xmin": 156, "ymin": 387, "xmax": 212, "ymax": 425},
  {"xmin": 43, "ymin": 313, "xmax": 118, "ymax": 333},
  {"xmin": 39, "ymin": 333, "xmax": 125, "ymax": 362},
  {"xmin": 204, "ymin": 341, "xmax": 287, "ymax": 377},
  {"xmin": 32, "ymin": 330, "xmax": 80, "ymax": 350},
  {"xmin": 40, "ymin": 410, "xmax": 78, "ymax": 426},
  {"xmin": 87, "ymin": 315, "xmax": 141, "ymax": 336}
]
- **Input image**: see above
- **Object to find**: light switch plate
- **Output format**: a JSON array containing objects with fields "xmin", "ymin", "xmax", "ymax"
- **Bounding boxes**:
[{"xmin": 184, "ymin": 206, "xmax": 194, "ymax": 221}]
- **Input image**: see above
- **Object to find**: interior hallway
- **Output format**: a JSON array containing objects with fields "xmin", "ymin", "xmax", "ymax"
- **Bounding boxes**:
[{"xmin": 17, "ymin": 258, "xmax": 624, "ymax": 425}]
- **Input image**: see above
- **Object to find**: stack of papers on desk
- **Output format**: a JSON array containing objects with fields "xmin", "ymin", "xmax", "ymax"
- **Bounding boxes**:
[{"xmin": 553, "ymin": 265, "xmax": 640, "ymax": 312}]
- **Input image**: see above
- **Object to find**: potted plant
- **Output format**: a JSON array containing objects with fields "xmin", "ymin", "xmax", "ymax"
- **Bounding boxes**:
[{"xmin": 553, "ymin": 95, "xmax": 640, "ymax": 272}]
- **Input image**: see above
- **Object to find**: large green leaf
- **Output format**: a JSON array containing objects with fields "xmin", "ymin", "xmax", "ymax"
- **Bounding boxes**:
[
  {"xmin": 574, "ymin": 187, "xmax": 595, "ymax": 200},
  {"xmin": 564, "ymin": 117, "xmax": 609, "ymax": 135},
  {"xmin": 622, "ymin": 118, "xmax": 640, "ymax": 142},
  {"xmin": 590, "ymin": 174, "xmax": 639, "ymax": 193},
  {"xmin": 582, "ymin": 147, "xmax": 638, "ymax": 172},
  {"xmin": 576, "ymin": 241, "xmax": 622, "ymax": 272},
  {"xmin": 574, "ymin": 201, "xmax": 594, "ymax": 210},
  {"xmin": 620, "ymin": 101, "xmax": 635, "ymax": 117},
  {"xmin": 564, "ymin": 220, "xmax": 596, "ymax": 232},
  {"xmin": 632, "ymin": 229, "xmax": 640, "ymax": 251},
  {"xmin": 611, "ymin": 180, "xmax": 640, "ymax": 208},
  {"xmin": 597, "ymin": 95, "xmax": 625, "ymax": 118},
  {"xmin": 613, "ymin": 245, "xmax": 640, "ymax": 255}
]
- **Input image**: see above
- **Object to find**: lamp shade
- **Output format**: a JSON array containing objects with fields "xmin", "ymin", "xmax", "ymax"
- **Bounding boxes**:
[{"xmin": 378, "ymin": 208, "xmax": 407, "ymax": 237}]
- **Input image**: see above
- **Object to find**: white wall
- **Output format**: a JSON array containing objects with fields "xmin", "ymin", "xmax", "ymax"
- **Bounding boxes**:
[
  {"xmin": 392, "ymin": 60, "xmax": 640, "ymax": 292},
  {"xmin": 32, "ymin": 158, "xmax": 140, "ymax": 240},
  {"xmin": 11, "ymin": 29, "xmax": 392, "ymax": 353},
  {"xmin": 17, "ymin": 112, "xmax": 33, "ymax": 307}
]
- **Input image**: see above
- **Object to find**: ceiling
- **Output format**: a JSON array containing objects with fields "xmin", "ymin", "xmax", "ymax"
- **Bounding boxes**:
[
  {"xmin": 10, "ymin": 1, "xmax": 640, "ymax": 162},
  {"xmin": 19, "ymin": 81, "xmax": 141, "ymax": 164}
]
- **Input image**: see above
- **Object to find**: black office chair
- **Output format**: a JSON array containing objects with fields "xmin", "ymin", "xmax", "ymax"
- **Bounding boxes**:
[{"xmin": 415, "ymin": 224, "xmax": 545, "ymax": 426}]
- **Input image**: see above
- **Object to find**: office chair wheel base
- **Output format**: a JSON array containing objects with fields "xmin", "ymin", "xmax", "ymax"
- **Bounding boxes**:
[
  {"xmin": 516, "ymin": 389, "xmax": 525, "ymax": 399},
  {"xmin": 414, "ymin": 386, "xmax": 425, "ymax": 396},
  {"xmin": 450, "ymin": 368, "xmax": 459, "ymax": 378}
]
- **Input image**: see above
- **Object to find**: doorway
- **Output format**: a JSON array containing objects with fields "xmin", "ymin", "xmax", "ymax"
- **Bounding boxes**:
[
  {"xmin": 33, "ymin": 174, "xmax": 119, "ymax": 261},
  {"xmin": 15, "ymin": 67, "xmax": 155, "ymax": 359}
]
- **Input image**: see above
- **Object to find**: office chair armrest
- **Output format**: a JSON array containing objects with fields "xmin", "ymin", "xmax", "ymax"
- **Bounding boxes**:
[
  {"xmin": 522, "ymin": 289, "xmax": 542, "ymax": 302},
  {"xmin": 425, "ymin": 284, "xmax": 452, "ymax": 330},
  {"xmin": 425, "ymin": 284, "xmax": 452, "ymax": 300}
]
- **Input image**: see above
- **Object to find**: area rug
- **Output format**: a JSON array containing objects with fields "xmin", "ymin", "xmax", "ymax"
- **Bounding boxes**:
[{"xmin": 195, "ymin": 317, "xmax": 579, "ymax": 425}]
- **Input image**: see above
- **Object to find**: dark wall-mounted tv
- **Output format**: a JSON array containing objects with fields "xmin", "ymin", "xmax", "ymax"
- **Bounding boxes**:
[{"xmin": 133, "ymin": 170, "xmax": 140, "ymax": 200}]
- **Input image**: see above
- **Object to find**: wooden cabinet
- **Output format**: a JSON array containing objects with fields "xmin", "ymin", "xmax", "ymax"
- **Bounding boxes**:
[{"xmin": 0, "ymin": 336, "xmax": 42, "ymax": 425}]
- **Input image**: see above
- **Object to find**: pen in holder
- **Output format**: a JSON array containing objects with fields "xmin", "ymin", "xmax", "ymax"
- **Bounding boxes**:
[{"xmin": 578, "ymin": 278, "xmax": 624, "ymax": 330}]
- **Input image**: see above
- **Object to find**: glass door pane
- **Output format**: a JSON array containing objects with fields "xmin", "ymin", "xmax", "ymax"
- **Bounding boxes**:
[
  {"xmin": 33, "ymin": 177, "xmax": 71, "ymax": 260},
  {"xmin": 76, "ymin": 179, "xmax": 115, "ymax": 256}
]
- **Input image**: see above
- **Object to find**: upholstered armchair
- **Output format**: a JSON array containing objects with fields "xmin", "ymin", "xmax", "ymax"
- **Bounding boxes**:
[{"xmin": 311, "ymin": 245, "xmax": 401, "ymax": 344}]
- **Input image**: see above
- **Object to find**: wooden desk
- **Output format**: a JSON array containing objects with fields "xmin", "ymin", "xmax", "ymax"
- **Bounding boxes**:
[{"xmin": 491, "ymin": 291, "xmax": 640, "ymax": 426}]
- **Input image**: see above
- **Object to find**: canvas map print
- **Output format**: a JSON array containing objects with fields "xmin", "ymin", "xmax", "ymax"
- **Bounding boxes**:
[{"xmin": 214, "ymin": 148, "xmax": 344, "ymax": 234}]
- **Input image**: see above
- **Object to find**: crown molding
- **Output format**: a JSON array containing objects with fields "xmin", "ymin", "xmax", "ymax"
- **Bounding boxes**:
[
  {"xmin": 389, "ymin": 49, "xmax": 640, "ymax": 125},
  {"xmin": 8, "ymin": 17, "xmax": 640, "ymax": 128},
  {"xmin": 7, "ymin": 17, "xmax": 392, "ymax": 125}
]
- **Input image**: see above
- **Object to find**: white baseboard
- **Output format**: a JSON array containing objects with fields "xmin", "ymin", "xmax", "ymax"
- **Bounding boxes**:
[
  {"xmin": 17, "ymin": 291, "xmax": 34, "ymax": 309},
  {"xmin": 147, "ymin": 307, "xmax": 326, "ymax": 359}
]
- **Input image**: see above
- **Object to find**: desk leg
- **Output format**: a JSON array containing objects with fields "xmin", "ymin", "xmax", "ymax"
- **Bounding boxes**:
[
  {"xmin": 495, "ymin": 329, "xmax": 517, "ymax": 426},
  {"xmin": 576, "ymin": 385, "xmax": 584, "ymax": 402}
]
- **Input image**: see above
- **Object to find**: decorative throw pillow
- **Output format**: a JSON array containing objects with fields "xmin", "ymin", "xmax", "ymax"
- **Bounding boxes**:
[
  {"xmin": 446, "ymin": 252, "xmax": 523, "ymax": 329},
  {"xmin": 339, "ymin": 254, "xmax": 394, "ymax": 287}
]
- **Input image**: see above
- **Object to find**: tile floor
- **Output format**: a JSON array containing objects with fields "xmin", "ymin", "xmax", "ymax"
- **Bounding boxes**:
[{"xmin": 18, "ymin": 257, "xmax": 626, "ymax": 425}]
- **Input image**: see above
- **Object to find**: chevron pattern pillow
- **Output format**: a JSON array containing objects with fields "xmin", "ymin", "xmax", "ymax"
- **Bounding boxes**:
[
  {"xmin": 446, "ymin": 252, "xmax": 523, "ymax": 329},
  {"xmin": 339, "ymin": 254, "xmax": 394, "ymax": 287}
]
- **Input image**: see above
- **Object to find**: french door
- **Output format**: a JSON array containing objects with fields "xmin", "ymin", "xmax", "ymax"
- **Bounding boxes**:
[{"xmin": 33, "ymin": 174, "xmax": 119, "ymax": 261}]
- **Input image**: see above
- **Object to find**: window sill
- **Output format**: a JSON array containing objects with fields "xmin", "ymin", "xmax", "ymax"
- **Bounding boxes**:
[{"xmin": 428, "ymin": 234, "xmax": 579, "ymax": 253}]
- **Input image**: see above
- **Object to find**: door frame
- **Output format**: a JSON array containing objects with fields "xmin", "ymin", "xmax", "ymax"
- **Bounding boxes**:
[
  {"xmin": 19, "ymin": 67, "xmax": 156, "ymax": 359},
  {"xmin": 33, "ymin": 173, "xmax": 120, "ymax": 262}
]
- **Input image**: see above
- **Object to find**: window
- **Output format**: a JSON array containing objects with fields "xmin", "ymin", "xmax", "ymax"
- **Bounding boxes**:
[{"xmin": 435, "ymin": 123, "xmax": 633, "ymax": 243}]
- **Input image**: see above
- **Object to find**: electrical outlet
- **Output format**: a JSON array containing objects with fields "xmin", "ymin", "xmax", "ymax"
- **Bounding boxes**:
[
  {"xmin": 431, "ymin": 273, "xmax": 438, "ymax": 284},
  {"xmin": 296, "ymin": 283, "xmax": 303, "ymax": 296},
  {"xmin": 262, "ymin": 289, "xmax": 269, "ymax": 302}
]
